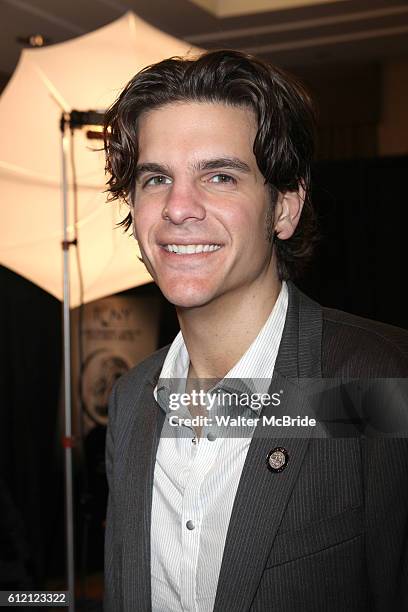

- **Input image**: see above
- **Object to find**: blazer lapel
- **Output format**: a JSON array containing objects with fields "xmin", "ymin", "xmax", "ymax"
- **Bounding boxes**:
[
  {"xmin": 121, "ymin": 371, "xmax": 166, "ymax": 611},
  {"xmin": 213, "ymin": 282, "xmax": 323, "ymax": 612}
]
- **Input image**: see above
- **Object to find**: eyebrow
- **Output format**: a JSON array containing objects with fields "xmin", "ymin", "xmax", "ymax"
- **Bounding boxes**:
[
  {"xmin": 135, "ymin": 163, "xmax": 167, "ymax": 179},
  {"xmin": 195, "ymin": 157, "xmax": 251, "ymax": 173},
  {"xmin": 135, "ymin": 157, "xmax": 251, "ymax": 180}
]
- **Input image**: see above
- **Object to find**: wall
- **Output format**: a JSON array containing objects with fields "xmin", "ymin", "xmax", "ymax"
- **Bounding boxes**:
[{"xmin": 378, "ymin": 58, "xmax": 408, "ymax": 156}]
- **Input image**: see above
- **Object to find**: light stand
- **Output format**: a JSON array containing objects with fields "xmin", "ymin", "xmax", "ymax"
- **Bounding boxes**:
[{"xmin": 59, "ymin": 110, "xmax": 104, "ymax": 612}]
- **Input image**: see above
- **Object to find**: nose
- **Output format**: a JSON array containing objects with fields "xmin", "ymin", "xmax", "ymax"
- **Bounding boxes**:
[{"xmin": 162, "ymin": 180, "xmax": 206, "ymax": 225}]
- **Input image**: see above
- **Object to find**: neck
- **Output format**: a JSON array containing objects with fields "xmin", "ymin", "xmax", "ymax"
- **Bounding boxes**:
[{"xmin": 176, "ymin": 270, "xmax": 282, "ymax": 381}]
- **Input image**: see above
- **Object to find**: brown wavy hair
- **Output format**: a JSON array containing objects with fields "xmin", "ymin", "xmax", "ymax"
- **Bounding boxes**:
[{"xmin": 103, "ymin": 49, "xmax": 318, "ymax": 279}]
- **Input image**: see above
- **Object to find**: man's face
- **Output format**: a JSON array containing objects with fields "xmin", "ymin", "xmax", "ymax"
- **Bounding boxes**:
[{"xmin": 132, "ymin": 101, "xmax": 277, "ymax": 309}]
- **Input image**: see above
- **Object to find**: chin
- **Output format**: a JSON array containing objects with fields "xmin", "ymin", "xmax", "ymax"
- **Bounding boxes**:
[{"xmin": 160, "ymin": 280, "xmax": 217, "ymax": 309}]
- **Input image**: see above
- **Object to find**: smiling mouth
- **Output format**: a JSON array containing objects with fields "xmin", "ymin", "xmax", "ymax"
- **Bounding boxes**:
[{"xmin": 161, "ymin": 244, "xmax": 222, "ymax": 254}]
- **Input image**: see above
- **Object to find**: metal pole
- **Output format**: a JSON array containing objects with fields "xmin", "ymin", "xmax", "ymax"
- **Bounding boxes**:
[{"xmin": 60, "ymin": 114, "xmax": 75, "ymax": 612}]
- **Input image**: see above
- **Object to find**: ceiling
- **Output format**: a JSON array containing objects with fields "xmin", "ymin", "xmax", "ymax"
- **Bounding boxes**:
[
  {"xmin": 1, "ymin": 0, "xmax": 408, "ymax": 82},
  {"xmin": 189, "ymin": 0, "xmax": 349, "ymax": 18}
]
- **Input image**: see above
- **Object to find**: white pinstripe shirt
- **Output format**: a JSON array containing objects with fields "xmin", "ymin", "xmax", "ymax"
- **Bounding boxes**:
[{"xmin": 151, "ymin": 281, "xmax": 288, "ymax": 612}]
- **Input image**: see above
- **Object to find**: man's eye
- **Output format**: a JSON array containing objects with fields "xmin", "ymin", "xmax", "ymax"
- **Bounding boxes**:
[
  {"xmin": 209, "ymin": 174, "xmax": 236, "ymax": 184},
  {"xmin": 144, "ymin": 175, "xmax": 171, "ymax": 186}
]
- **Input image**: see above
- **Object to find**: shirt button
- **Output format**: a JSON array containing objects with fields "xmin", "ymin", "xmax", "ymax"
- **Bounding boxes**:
[
  {"xmin": 207, "ymin": 432, "xmax": 217, "ymax": 441},
  {"xmin": 186, "ymin": 520, "xmax": 195, "ymax": 530}
]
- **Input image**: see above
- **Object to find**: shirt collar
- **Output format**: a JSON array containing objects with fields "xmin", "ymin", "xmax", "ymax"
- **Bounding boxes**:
[{"xmin": 155, "ymin": 281, "xmax": 288, "ymax": 414}]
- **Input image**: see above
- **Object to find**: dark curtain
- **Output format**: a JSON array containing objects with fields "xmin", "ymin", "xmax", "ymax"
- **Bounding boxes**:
[
  {"xmin": 0, "ymin": 154, "xmax": 407, "ymax": 588},
  {"xmin": 0, "ymin": 267, "xmax": 62, "ymax": 587},
  {"xmin": 300, "ymin": 155, "xmax": 408, "ymax": 330}
]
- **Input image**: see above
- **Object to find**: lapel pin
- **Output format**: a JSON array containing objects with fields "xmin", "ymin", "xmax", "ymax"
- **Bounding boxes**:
[{"xmin": 266, "ymin": 447, "xmax": 289, "ymax": 472}]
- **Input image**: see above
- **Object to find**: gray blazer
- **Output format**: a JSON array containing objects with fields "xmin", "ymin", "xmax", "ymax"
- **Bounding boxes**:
[{"xmin": 104, "ymin": 281, "xmax": 408, "ymax": 611}]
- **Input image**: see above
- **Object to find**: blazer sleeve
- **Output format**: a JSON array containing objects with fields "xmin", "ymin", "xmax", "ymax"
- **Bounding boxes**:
[
  {"xmin": 104, "ymin": 382, "xmax": 119, "ymax": 612},
  {"xmin": 364, "ymin": 437, "xmax": 408, "ymax": 611}
]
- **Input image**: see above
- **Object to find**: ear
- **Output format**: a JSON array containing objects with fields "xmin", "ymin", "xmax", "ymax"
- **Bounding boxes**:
[
  {"xmin": 129, "ymin": 202, "xmax": 137, "ymax": 238},
  {"xmin": 130, "ymin": 211, "xmax": 142, "ymax": 261},
  {"xmin": 273, "ymin": 183, "xmax": 306, "ymax": 240}
]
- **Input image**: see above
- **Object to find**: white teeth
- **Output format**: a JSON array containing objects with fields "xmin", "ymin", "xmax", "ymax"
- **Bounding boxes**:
[{"xmin": 163, "ymin": 244, "xmax": 221, "ymax": 254}]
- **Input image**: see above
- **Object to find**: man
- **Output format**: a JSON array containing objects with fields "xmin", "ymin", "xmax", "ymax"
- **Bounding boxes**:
[{"xmin": 103, "ymin": 50, "xmax": 408, "ymax": 611}]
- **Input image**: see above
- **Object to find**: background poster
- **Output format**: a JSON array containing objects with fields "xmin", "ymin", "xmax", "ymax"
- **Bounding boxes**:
[{"xmin": 70, "ymin": 294, "xmax": 160, "ymax": 436}]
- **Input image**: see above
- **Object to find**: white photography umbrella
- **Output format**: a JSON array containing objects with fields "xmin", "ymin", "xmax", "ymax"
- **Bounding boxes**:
[
  {"xmin": 0, "ymin": 10, "xmax": 200, "ymax": 305},
  {"xmin": 0, "ymin": 12, "xmax": 201, "ymax": 610}
]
